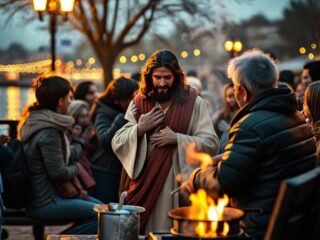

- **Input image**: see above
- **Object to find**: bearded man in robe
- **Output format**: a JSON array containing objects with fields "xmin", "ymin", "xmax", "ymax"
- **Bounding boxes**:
[{"xmin": 112, "ymin": 49, "xmax": 219, "ymax": 233}]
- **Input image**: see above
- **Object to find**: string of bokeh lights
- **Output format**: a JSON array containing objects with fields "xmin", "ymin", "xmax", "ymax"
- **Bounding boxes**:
[{"xmin": 0, "ymin": 49, "xmax": 201, "ymax": 80}]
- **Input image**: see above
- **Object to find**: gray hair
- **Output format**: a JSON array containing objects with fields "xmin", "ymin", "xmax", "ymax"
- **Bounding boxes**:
[
  {"xmin": 68, "ymin": 100, "xmax": 89, "ymax": 119},
  {"xmin": 227, "ymin": 49, "xmax": 278, "ymax": 95}
]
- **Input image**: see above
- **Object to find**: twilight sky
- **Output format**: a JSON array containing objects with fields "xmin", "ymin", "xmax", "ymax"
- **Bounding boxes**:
[{"xmin": 0, "ymin": 0, "xmax": 291, "ymax": 51}]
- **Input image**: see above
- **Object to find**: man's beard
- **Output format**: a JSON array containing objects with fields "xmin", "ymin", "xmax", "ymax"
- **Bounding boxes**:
[{"xmin": 152, "ymin": 86, "xmax": 173, "ymax": 103}]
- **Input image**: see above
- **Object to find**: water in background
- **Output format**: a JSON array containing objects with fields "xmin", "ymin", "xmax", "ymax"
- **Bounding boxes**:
[{"xmin": 0, "ymin": 86, "xmax": 35, "ymax": 135}]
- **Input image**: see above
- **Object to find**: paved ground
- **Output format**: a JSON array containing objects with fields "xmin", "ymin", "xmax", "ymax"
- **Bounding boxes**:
[{"xmin": 4, "ymin": 225, "xmax": 69, "ymax": 240}]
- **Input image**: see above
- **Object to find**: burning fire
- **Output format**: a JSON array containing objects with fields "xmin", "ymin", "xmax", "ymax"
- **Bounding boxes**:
[
  {"xmin": 189, "ymin": 189, "xmax": 230, "ymax": 237},
  {"xmin": 185, "ymin": 143, "xmax": 212, "ymax": 169}
]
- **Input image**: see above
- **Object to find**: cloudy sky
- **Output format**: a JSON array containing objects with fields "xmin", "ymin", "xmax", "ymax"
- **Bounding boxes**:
[{"xmin": 0, "ymin": 0, "xmax": 291, "ymax": 51}]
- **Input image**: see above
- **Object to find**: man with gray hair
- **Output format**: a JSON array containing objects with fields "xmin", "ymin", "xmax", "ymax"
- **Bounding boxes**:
[{"xmin": 189, "ymin": 49, "xmax": 317, "ymax": 239}]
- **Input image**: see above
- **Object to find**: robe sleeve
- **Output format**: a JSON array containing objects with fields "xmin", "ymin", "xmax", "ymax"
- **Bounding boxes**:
[
  {"xmin": 111, "ymin": 101, "xmax": 148, "ymax": 180},
  {"xmin": 176, "ymin": 96, "xmax": 220, "ymax": 182}
]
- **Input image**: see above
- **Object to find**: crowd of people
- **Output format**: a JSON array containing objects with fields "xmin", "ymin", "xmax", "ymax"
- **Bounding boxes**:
[{"xmin": 0, "ymin": 49, "xmax": 319, "ymax": 239}]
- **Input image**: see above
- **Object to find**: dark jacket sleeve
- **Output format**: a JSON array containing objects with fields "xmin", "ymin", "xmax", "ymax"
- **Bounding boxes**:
[
  {"xmin": 38, "ymin": 128, "xmax": 79, "ymax": 181},
  {"xmin": 70, "ymin": 139, "xmax": 84, "ymax": 162},
  {"xmin": 94, "ymin": 112, "xmax": 126, "ymax": 148},
  {"xmin": 216, "ymin": 122, "xmax": 262, "ymax": 196},
  {"xmin": 0, "ymin": 145, "xmax": 13, "ymax": 162}
]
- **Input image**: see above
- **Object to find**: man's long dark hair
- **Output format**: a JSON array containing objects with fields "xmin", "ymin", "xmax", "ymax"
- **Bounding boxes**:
[{"xmin": 139, "ymin": 49, "xmax": 189, "ymax": 103}]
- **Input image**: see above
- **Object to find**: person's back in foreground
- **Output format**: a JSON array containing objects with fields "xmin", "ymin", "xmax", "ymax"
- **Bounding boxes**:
[{"xmin": 191, "ymin": 49, "xmax": 317, "ymax": 239}]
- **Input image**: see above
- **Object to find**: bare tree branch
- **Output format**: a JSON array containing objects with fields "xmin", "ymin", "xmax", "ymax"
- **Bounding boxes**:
[
  {"xmin": 116, "ymin": 0, "xmax": 157, "ymax": 48},
  {"xmin": 121, "ymin": 3, "xmax": 156, "ymax": 50},
  {"xmin": 68, "ymin": 17, "xmax": 86, "ymax": 35},
  {"xmin": 0, "ymin": 0, "xmax": 230, "ymax": 86},
  {"xmin": 4, "ymin": 2, "xmax": 30, "ymax": 26},
  {"xmin": 88, "ymin": 0, "xmax": 102, "ymax": 41},
  {"xmin": 102, "ymin": 0, "xmax": 108, "ymax": 35},
  {"xmin": 110, "ymin": 0, "xmax": 120, "ymax": 38},
  {"xmin": 76, "ymin": 1, "xmax": 95, "ymax": 43}
]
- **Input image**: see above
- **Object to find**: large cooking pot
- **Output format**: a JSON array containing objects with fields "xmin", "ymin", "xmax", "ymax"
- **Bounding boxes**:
[
  {"xmin": 168, "ymin": 206, "xmax": 244, "ymax": 238},
  {"xmin": 94, "ymin": 203, "xmax": 145, "ymax": 240}
]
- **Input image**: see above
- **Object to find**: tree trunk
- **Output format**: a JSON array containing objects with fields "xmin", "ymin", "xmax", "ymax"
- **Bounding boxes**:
[{"xmin": 100, "ymin": 51, "xmax": 117, "ymax": 88}]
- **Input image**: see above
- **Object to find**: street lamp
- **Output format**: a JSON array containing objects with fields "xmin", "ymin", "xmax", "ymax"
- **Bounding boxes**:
[
  {"xmin": 33, "ymin": 0, "xmax": 76, "ymax": 71},
  {"xmin": 224, "ymin": 40, "xmax": 243, "ymax": 58}
]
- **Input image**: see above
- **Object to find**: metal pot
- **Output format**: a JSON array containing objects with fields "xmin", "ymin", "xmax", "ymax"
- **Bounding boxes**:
[
  {"xmin": 94, "ymin": 203, "xmax": 145, "ymax": 240},
  {"xmin": 168, "ymin": 206, "xmax": 244, "ymax": 238}
]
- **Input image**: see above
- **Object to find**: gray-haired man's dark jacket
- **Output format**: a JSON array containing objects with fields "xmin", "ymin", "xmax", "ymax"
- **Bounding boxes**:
[{"xmin": 194, "ymin": 88, "xmax": 317, "ymax": 238}]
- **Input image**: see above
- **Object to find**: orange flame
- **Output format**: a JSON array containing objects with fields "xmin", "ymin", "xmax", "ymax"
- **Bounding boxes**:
[
  {"xmin": 189, "ymin": 189, "xmax": 230, "ymax": 237},
  {"xmin": 185, "ymin": 143, "xmax": 212, "ymax": 169}
]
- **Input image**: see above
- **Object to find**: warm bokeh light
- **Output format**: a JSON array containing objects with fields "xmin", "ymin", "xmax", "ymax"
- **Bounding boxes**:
[
  {"xmin": 193, "ymin": 49, "xmax": 201, "ymax": 56},
  {"xmin": 55, "ymin": 59, "xmax": 62, "ymax": 67},
  {"xmin": 0, "ymin": 59, "xmax": 52, "ymax": 73},
  {"xmin": 299, "ymin": 47, "xmax": 306, "ymax": 54},
  {"xmin": 60, "ymin": 0, "xmax": 76, "ymax": 12},
  {"xmin": 308, "ymin": 53, "xmax": 314, "ymax": 60},
  {"xmin": 88, "ymin": 57, "xmax": 96, "ymax": 65},
  {"xmin": 7, "ymin": 87, "xmax": 21, "ymax": 120},
  {"xmin": 181, "ymin": 51, "xmax": 188, "ymax": 58},
  {"xmin": 311, "ymin": 43, "xmax": 317, "ymax": 49},
  {"xmin": 33, "ymin": 0, "xmax": 48, "ymax": 11},
  {"xmin": 131, "ymin": 55, "xmax": 138, "ymax": 63},
  {"xmin": 138, "ymin": 53, "xmax": 146, "ymax": 61},
  {"xmin": 66, "ymin": 61, "xmax": 74, "ymax": 68},
  {"xmin": 4, "ymin": 72, "xmax": 19, "ymax": 81},
  {"xmin": 113, "ymin": 68, "xmax": 121, "ymax": 79},
  {"xmin": 224, "ymin": 40, "xmax": 233, "ymax": 52},
  {"xmin": 48, "ymin": 0, "xmax": 57, "ymax": 11},
  {"xmin": 119, "ymin": 56, "xmax": 127, "ymax": 64},
  {"xmin": 233, "ymin": 41, "xmax": 243, "ymax": 52},
  {"xmin": 76, "ymin": 59, "xmax": 82, "ymax": 66}
]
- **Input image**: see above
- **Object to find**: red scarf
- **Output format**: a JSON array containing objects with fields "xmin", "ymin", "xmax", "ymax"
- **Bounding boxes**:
[{"xmin": 122, "ymin": 88, "xmax": 197, "ymax": 232}]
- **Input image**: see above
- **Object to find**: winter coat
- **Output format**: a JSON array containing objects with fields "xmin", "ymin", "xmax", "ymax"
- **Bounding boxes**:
[
  {"xmin": 90, "ymin": 101, "xmax": 126, "ymax": 173},
  {"xmin": 195, "ymin": 88, "xmax": 317, "ymax": 238},
  {"xmin": 20, "ymin": 109, "xmax": 82, "ymax": 208}
]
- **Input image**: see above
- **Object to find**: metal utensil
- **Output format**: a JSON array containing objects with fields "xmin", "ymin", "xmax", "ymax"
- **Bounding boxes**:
[
  {"xmin": 94, "ymin": 204, "xmax": 145, "ymax": 240},
  {"xmin": 117, "ymin": 191, "xmax": 128, "ymax": 211},
  {"xmin": 171, "ymin": 181, "xmax": 190, "ymax": 195}
]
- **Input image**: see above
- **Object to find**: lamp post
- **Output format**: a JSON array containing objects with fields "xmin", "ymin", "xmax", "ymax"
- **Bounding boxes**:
[
  {"xmin": 224, "ymin": 40, "xmax": 243, "ymax": 58},
  {"xmin": 33, "ymin": 0, "xmax": 75, "ymax": 71}
]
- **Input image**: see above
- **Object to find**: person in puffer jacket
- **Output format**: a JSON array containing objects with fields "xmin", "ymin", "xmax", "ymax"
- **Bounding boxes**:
[{"xmin": 190, "ymin": 49, "xmax": 317, "ymax": 239}]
